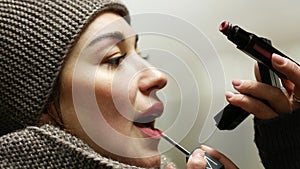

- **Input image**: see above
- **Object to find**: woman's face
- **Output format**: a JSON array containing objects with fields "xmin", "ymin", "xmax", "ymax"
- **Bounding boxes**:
[{"xmin": 59, "ymin": 12, "xmax": 167, "ymax": 167}]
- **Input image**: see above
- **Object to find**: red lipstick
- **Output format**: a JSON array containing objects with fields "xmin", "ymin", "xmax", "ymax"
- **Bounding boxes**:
[
  {"xmin": 219, "ymin": 21, "xmax": 229, "ymax": 34},
  {"xmin": 137, "ymin": 126, "xmax": 161, "ymax": 139}
]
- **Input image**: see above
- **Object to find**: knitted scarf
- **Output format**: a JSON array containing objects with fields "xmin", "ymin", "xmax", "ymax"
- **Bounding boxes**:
[{"xmin": 0, "ymin": 124, "xmax": 173, "ymax": 169}]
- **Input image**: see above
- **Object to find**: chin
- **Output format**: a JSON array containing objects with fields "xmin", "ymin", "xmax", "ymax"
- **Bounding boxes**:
[{"xmin": 127, "ymin": 154, "xmax": 161, "ymax": 168}]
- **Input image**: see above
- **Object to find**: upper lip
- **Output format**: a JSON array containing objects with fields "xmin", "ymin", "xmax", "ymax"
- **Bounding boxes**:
[{"xmin": 133, "ymin": 102, "xmax": 164, "ymax": 128}]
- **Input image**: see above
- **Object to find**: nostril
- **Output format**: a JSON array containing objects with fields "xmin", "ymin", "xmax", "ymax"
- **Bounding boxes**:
[
  {"xmin": 147, "ymin": 84, "xmax": 166, "ymax": 92},
  {"xmin": 147, "ymin": 85, "xmax": 159, "ymax": 92},
  {"xmin": 139, "ymin": 69, "xmax": 168, "ymax": 94}
]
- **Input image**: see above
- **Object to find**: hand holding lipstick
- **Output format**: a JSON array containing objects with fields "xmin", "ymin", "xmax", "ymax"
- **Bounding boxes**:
[
  {"xmin": 226, "ymin": 53, "xmax": 300, "ymax": 119},
  {"xmin": 219, "ymin": 21, "xmax": 300, "ymax": 168},
  {"xmin": 225, "ymin": 53, "xmax": 300, "ymax": 169},
  {"xmin": 220, "ymin": 21, "xmax": 300, "ymax": 119}
]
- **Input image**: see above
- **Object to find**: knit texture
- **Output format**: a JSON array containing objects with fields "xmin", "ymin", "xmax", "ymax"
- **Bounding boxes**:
[
  {"xmin": 254, "ymin": 108, "xmax": 300, "ymax": 169},
  {"xmin": 0, "ymin": 124, "xmax": 172, "ymax": 169},
  {"xmin": 0, "ymin": 0, "xmax": 128, "ymax": 136}
]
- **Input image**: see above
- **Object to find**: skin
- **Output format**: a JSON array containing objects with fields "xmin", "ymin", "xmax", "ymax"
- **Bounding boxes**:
[{"xmin": 57, "ymin": 12, "xmax": 167, "ymax": 167}]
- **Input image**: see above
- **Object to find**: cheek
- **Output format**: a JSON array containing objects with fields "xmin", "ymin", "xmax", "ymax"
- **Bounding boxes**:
[
  {"xmin": 110, "ymin": 69, "xmax": 139, "ymax": 107},
  {"xmin": 94, "ymin": 81, "xmax": 134, "ymax": 138},
  {"xmin": 94, "ymin": 73, "xmax": 125, "ymax": 124},
  {"xmin": 95, "ymin": 80, "xmax": 114, "ymax": 114},
  {"xmin": 94, "ymin": 70, "xmax": 138, "ymax": 126}
]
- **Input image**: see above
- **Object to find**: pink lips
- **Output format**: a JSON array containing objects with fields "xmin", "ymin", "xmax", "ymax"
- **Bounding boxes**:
[
  {"xmin": 140, "ymin": 102, "xmax": 164, "ymax": 120},
  {"xmin": 134, "ymin": 102, "xmax": 164, "ymax": 139},
  {"xmin": 137, "ymin": 127, "xmax": 162, "ymax": 139}
]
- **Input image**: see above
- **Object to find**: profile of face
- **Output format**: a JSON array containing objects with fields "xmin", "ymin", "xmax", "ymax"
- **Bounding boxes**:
[{"xmin": 57, "ymin": 12, "xmax": 168, "ymax": 167}]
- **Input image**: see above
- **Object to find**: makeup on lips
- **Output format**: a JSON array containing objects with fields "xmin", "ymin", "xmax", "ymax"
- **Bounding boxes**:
[{"xmin": 133, "ymin": 102, "xmax": 164, "ymax": 140}]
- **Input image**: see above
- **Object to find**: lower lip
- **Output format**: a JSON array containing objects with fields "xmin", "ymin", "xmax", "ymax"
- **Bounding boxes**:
[{"xmin": 136, "ymin": 127, "xmax": 161, "ymax": 140}]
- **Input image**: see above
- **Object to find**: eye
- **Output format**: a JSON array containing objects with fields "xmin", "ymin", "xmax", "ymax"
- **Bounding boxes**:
[{"xmin": 105, "ymin": 53, "xmax": 126, "ymax": 66}]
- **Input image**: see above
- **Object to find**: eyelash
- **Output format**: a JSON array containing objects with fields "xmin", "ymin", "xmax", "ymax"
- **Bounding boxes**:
[
  {"xmin": 104, "ymin": 51, "xmax": 149, "ymax": 69},
  {"xmin": 106, "ymin": 53, "xmax": 126, "ymax": 67}
]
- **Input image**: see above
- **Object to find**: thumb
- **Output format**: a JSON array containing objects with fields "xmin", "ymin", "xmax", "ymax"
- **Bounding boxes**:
[
  {"xmin": 201, "ymin": 145, "xmax": 239, "ymax": 169},
  {"xmin": 187, "ymin": 148, "xmax": 206, "ymax": 169},
  {"xmin": 165, "ymin": 163, "xmax": 176, "ymax": 169}
]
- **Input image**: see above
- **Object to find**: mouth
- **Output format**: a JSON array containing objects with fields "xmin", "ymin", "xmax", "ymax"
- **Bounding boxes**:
[
  {"xmin": 133, "ymin": 102, "xmax": 164, "ymax": 139},
  {"xmin": 134, "ymin": 120, "xmax": 161, "ymax": 139}
]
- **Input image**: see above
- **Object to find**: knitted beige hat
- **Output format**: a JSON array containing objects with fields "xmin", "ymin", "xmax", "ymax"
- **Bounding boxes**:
[{"xmin": 0, "ymin": 0, "xmax": 129, "ymax": 136}]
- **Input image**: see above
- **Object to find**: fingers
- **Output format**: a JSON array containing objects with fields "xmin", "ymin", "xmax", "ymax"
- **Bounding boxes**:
[
  {"xmin": 231, "ymin": 79, "xmax": 292, "ymax": 114},
  {"xmin": 201, "ymin": 145, "xmax": 238, "ymax": 169},
  {"xmin": 165, "ymin": 164, "xmax": 176, "ymax": 169},
  {"xmin": 186, "ymin": 146, "xmax": 239, "ymax": 169},
  {"xmin": 272, "ymin": 54, "xmax": 300, "ymax": 97},
  {"xmin": 272, "ymin": 54, "xmax": 300, "ymax": 83},
  {"xmin": 281, "ymin": 78, "xmax": 294, "ymax": 96},
  {"xmin": 186, "ymin": 149, "xmax": 206, "ymax": 169},
  {"xmin": 228, "ymin": 54, "xmax": 300, "ymax": 119},
  {"xmin": 254, "ymin": 61, "xmax": 294, "ymax": 96},
  {"xmin": 226, "ymin": 91, "xmax": 278, "ymax": 119}
]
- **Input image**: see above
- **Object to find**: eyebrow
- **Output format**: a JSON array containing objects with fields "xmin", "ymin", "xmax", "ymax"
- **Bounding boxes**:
[
  {"xmin": 88, "ymin": 31, "xmax": 125, "ymax": 47},
  {"xmin": 87, "ymin": 31, "xmax": 139, "ymax": 49}
]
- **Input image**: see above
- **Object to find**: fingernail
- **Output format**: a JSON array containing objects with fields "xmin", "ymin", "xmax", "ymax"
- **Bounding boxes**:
[
  {"xmin": 225, "ymin": 91, "xmax": 234, "ymax": 99},
  {"xmin": 192, "ymin": 149, "xmax": 205, "ymax": 158},
  {"xmin": 273, "ymin": 54, "xmax": 287, "ymax": 66},
  {"xmin": 232, "ymin": 79, "xmax": 243, "ymax": 87},
  {"xmin": 166, "ymin": 163, "xmax": 176, "ymax": 169},
  {"xmin": 200, "ymin": 145, "xmax": 212, "ymax": 151}
]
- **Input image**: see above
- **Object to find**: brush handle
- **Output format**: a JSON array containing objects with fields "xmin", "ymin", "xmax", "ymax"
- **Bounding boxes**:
[
  {"xmin": 186, "ymin": 152, "xmax": 224, "ymax": 169},
  {"xmin": 161, "ymin": 132, "xmax": 224, "ymax": 168},
  {"xmin": 204, "ymin": 153, "xmax": 224, "ymax": 169}
]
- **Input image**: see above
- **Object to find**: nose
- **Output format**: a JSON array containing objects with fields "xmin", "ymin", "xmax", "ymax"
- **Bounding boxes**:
[{"xmin": 139, "ymin": 67, "xmax": 167, "ymax": 94}]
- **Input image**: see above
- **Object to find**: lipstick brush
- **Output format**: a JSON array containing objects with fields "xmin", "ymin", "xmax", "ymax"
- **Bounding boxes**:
[
  {"xmin": 157, "ymin": 129, "xmax": 224, "ymax": 169},
  {"xmin": 159, "ymin": 131, "xmax": 190, "ymax": 156}
]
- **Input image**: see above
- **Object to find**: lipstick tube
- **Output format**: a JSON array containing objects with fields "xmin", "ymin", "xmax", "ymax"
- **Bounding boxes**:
[{"xmin": 219, "ymin": 21, "xmax": 299, "ymax": 79}]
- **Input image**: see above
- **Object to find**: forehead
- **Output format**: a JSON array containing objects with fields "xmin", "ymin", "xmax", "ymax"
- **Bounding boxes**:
[
  {"xmin": 84, "ymin": 12, "xmax": 135, "ymax": 43},
  {"xmin": 67, "ymin": 12, "xmax": 136, "ymax": 62}
]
